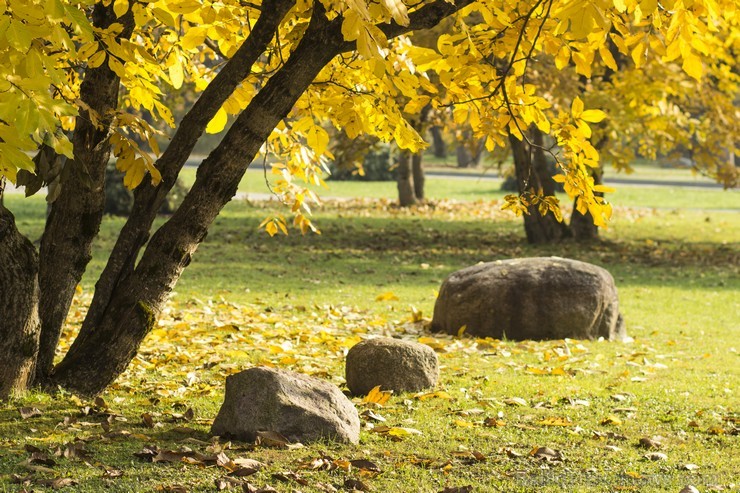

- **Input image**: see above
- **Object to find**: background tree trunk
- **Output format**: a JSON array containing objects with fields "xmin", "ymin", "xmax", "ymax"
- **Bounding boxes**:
[
  {"xmin": 430, "ymin": 126, "xmax": 447, "ymax": 158},
  {"xmin": 412, "ymin": 152, "xmax": 425, "ymax": 200},
  {"xmin": 509, "ymin": 129, "xmax": 570, "ymax": 244},
  {"xmin": 397, "ymin": 151, "xmax": 417, "ymax": 206},
  {"xmin": 456, "ymin": 131, "xmax": 483, "ymax": 168},
  {"xmin": 0, "ymin": 201, "xmax": 41, "ymax": 398}
]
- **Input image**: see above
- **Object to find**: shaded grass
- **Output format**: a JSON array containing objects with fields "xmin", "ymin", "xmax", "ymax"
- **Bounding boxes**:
[{"xmin": 1, "ymin": 194, "xmax": 738, "ymax": 492}]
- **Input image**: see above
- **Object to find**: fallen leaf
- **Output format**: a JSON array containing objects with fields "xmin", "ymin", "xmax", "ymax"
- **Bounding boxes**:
[
  {"xmin": 344, "ymin": 478, "xmax": 371, "ymax": 491},
  {"xmin": 360, "ymin": 409, "xmax": 386, "ymax": 422},
  {"xmin": 255, "ymin": 430, "xmax": 295, "ymax": 448},
  {"xmin": 644, "ymin": 452, "xmax": 667, "ymax": 461},
  {"xmin": 531, "ymin": 447, "xmax": 563, "ymax": 462},
  {"xmin": 375, "ymin": 291, "xmax": 399, "ymax": 301},
  {"xmin": 483, "ymin": 417, "xmax": 506, "ymax": 427},
  {"xmin": 141, "ymin": 412, "xmax": 156, "ymax": 428},
  {"xmin": 680, "ymin": 464, "xmax": 700, "ymax": 471},
  {"xmin": 363, "ymin": 386, "xmax": 392, "ymax": 406},
  {"xmin": 638, "ymin": 437, "xmax": 662, "ymax": 449},
  {"xmin": 157, "ymin": 485, "xmax": 188, "ymax": 493},
  {"xmin": 600, "ymin": 415, "xmax": 623, "ymax": 426},
  {"xmin": 679, "ymin": 486, "xmax": 700, "ymax": 493},
  {"xmin": 350, "ymin": 459, "xmax": 381, "ymax": 472},
  {"xmin": 536, "ymin": 417, "xmax": 573, "ymax": 427},
  {"xmin": 18, "ymin": 407, "xmax": 43, "ymax": 419},
  {"xmin": 38, "ymin": 478, "xmax": 78, "ymax": 490},
  {"xmin": 272, "ymin": 471, "xmax": 309, "ymax": 486},
  {"xmin": 439, "ymin": 487, "xmax": 473, "ymax": 493},
  {"xmin": 102, "ymin": 467, "xmax": 124, "ymax": 478},
  {"xmin": 503, "ymin": 397, "xmax": 528, "ymax": 407}
]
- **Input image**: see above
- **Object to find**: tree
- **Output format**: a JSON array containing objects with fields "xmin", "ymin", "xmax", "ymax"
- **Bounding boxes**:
[{"xmin": 0, "ymin": 0, "xmax": 737, "ymax": 397}]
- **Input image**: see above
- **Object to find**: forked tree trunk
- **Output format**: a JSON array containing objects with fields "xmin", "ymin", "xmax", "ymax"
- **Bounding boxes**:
[
  {"xmin": 50, "ymin": 6, "xmax": 344, "ymax": 396},
  {"xmin": 0, "ymin": 201, "xmax": 41, "ymax": 398},
  {"xmin": 397, "ymin": 151, "xmax": 417, "ymax": 207},
  {"xmin": 412, "ymin": 152, "xmax": 425, "ymax": 200},
  {"xmin": 509, "ymin": 129, "xmax": 570, "ymax": 244}
]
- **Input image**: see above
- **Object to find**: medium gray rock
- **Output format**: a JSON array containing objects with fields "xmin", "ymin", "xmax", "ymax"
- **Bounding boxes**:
[
  {"xmin": 345, "ymin": 337, "xmax": 439, "ymax": 396},
  {"xmin": 211, "ymin": 367, "xmax": 360, "ymax": 444},
  {"xmin": 431, "ymin": 257, "xmax": 626, "ymax": 341}
]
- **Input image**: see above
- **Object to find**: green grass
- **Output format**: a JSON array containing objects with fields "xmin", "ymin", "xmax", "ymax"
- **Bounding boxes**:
[{"xmin": 1, "ymin": 191, "xmax": 738, "ymax": 492}]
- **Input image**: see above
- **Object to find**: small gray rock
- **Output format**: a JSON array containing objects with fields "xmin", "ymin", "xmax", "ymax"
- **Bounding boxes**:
[
  {"xmin": 211, "ymin": 367, "xmax": 360, "ymax": 444},
  {"xmin": 345, "ymin": 337, "xmax": 439, "ymax": 396},
  {"xmin": 431, "ymin": 257, "xmax": 626, "ymax": 341}
]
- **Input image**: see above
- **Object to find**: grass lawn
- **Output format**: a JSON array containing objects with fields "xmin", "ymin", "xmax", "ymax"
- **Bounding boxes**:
[{"xmin": 1, "ymin": 187, "xmax": 738, "ymax": 492}]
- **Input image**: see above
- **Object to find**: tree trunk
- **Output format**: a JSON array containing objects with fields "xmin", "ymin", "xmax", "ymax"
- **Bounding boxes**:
[
  {"xmin": 570, "ymin": 168, "xmax": 603, "ymax": 242},
  {"xmin": 509, "ymin": 129, "xmax": 570, "ymax": 244},
  {"xmin": 0, "ymin": 200, "xmax": 41, "ymax": 398},
  {"xmin": 456, "ymin": 131, "xmax": 483, "ymax": 168},
  {"xmin": 34, "ymin": 4, "xmax": 135, "ymax": 384},
  {"xmin": 430, "ymin": 126, "xmax": 447, "ymax": 158},
  {"xmin": 397, "ymin": 150, "xmax": 417, "ymax": 207},
  {"xmin": 83, "ymin": 0, "xmax": 298, "ymax": 335},
  {"xmin": 412, "ymin": 152, "xmax": 425, "ymax": 200},
  {"xmin": 49, "ymin": 5, "xmax": 344, "ymax": 396}
]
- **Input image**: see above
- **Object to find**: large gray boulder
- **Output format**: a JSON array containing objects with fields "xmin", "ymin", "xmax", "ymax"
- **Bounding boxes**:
[
  {"xmin": 345, "ymin": 337, "xmax": 439, "ymax": 396},
  {"xmin": 211, "ymin": 367, "xmax": 360, "ymax": 444},
  {"xmin": 431, "ymin": 257, "xmax": 626, "ymax": 341}
]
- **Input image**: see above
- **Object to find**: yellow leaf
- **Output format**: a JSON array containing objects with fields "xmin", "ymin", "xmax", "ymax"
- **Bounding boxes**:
[
  {"xmin": 206, "ymin": 108, "xmax": 228, "ymax": 134},
  {"xmin": 681, "ymin": 52, "xmax": 703, "ymax": 81},
  {"xmin": 571, "ymin": 97, "xmax": 584, "ymax": 118},
  {"xmin": 593, "ymin": 184, "xmax": 616, "ymax": 193},
  {"xmin": 454, "ymin": 419, "xmax": 475, "ymax": 428},
  {"xmin": 599, "ymin": 45, "xmax": 618, "ymax": 71},
  {"xmin": 414, "ymin": 390, "xmax": 452, "ymax": 400},
  {"xmin": 580, "ymin": 109, "xmax": 607, "ymax": 123},
  {"xmin": 77, "ymin": 41, "xmax": 99, "ymax": 61},
  {"xmin": 381, "ymin": 0, "xmax": 409, "ymax": 26},
  {"xmin": 363, "ymin": 385, "xmax": 392, "ymax": 406},
  {"xmin": 113, "ymin": 0, "xmax": 128, "ymax": 17},
  {"xmin": 601, "ymin": 415, "xmax": 623, "ymax": 425},
  {"xmin": 456, "ymin": 325, "xmax": 467, "ymax": 337},
  {"xmin": 375, "ymin": 291, "xmax": 399, "ymax": 301},
  {"xmin": 108, "ymin": 56, "xmax": 126, "ymax": 77},
  {"xmin": 169, "ymin": 62, "xmax": 184, "ymax": 89},
  {"xmin": 386, "ymin": 427, "xmax": 422, "ymax": 437},
  {"xmin": 88, "ymin": 50, "xmax": 106, "ymax": 68},
  {"xmin": 537, "ymin": 417, "xmax": 573, "ymax": 427}
]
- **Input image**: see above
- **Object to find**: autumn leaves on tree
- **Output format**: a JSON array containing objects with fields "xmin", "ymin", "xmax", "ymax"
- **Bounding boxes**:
[{"xmin": 0, "ymin": 0, "xmax": 738, "ymax": 398}]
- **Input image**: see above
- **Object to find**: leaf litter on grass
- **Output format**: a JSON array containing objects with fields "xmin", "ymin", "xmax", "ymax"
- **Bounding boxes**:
[{"xmin": 3, "ymin": 254, "xmax": 738, "ymax": 492}]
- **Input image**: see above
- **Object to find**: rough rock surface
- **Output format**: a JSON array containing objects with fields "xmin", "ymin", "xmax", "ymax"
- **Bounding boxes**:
[
  {"xmin": 431, "ymin": 257, "xmax": 626, "ymax": 341},
  {"xmin": 345, "ymin": 337, "xmax": 439, "ymax": 396},
  {"xmin": 211, "ymin": 367, "xmax": 360, "ymax": 444}
]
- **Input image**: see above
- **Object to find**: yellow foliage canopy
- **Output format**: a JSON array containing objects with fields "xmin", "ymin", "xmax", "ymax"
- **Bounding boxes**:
[{"xmin": 0, "ymin": 0, "xmax": 737, "ymax": 226}]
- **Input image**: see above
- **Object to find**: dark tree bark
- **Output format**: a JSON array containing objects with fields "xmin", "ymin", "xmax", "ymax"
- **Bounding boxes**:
[
  {"xmin": 0, "ymin": 200, "xmax": 41, "ymax": 398},
  {"xmin": 412, "ymin": 152, "xmax": 425, "ymax": 200},
  {"xmin": 34, "ymin": 4, "xmax": 135, "ymax": 383},
  {"xmin": 456, "ymin": 131, "xmax": 483, "ymax": 168},
  {"xmin": 397, "ymin": 151, "xmax": 417, "ymax": 207},
  {"xmin": 509, "ymin": 128, "xmax": 570, "ymax": 244},
  {"xmin": 430, "ymin": 126, "xmax": 447, "ymax": 158},
  {"xmin": 570, "ymin": 168, "xmax": 603, "ymax": 242}
]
